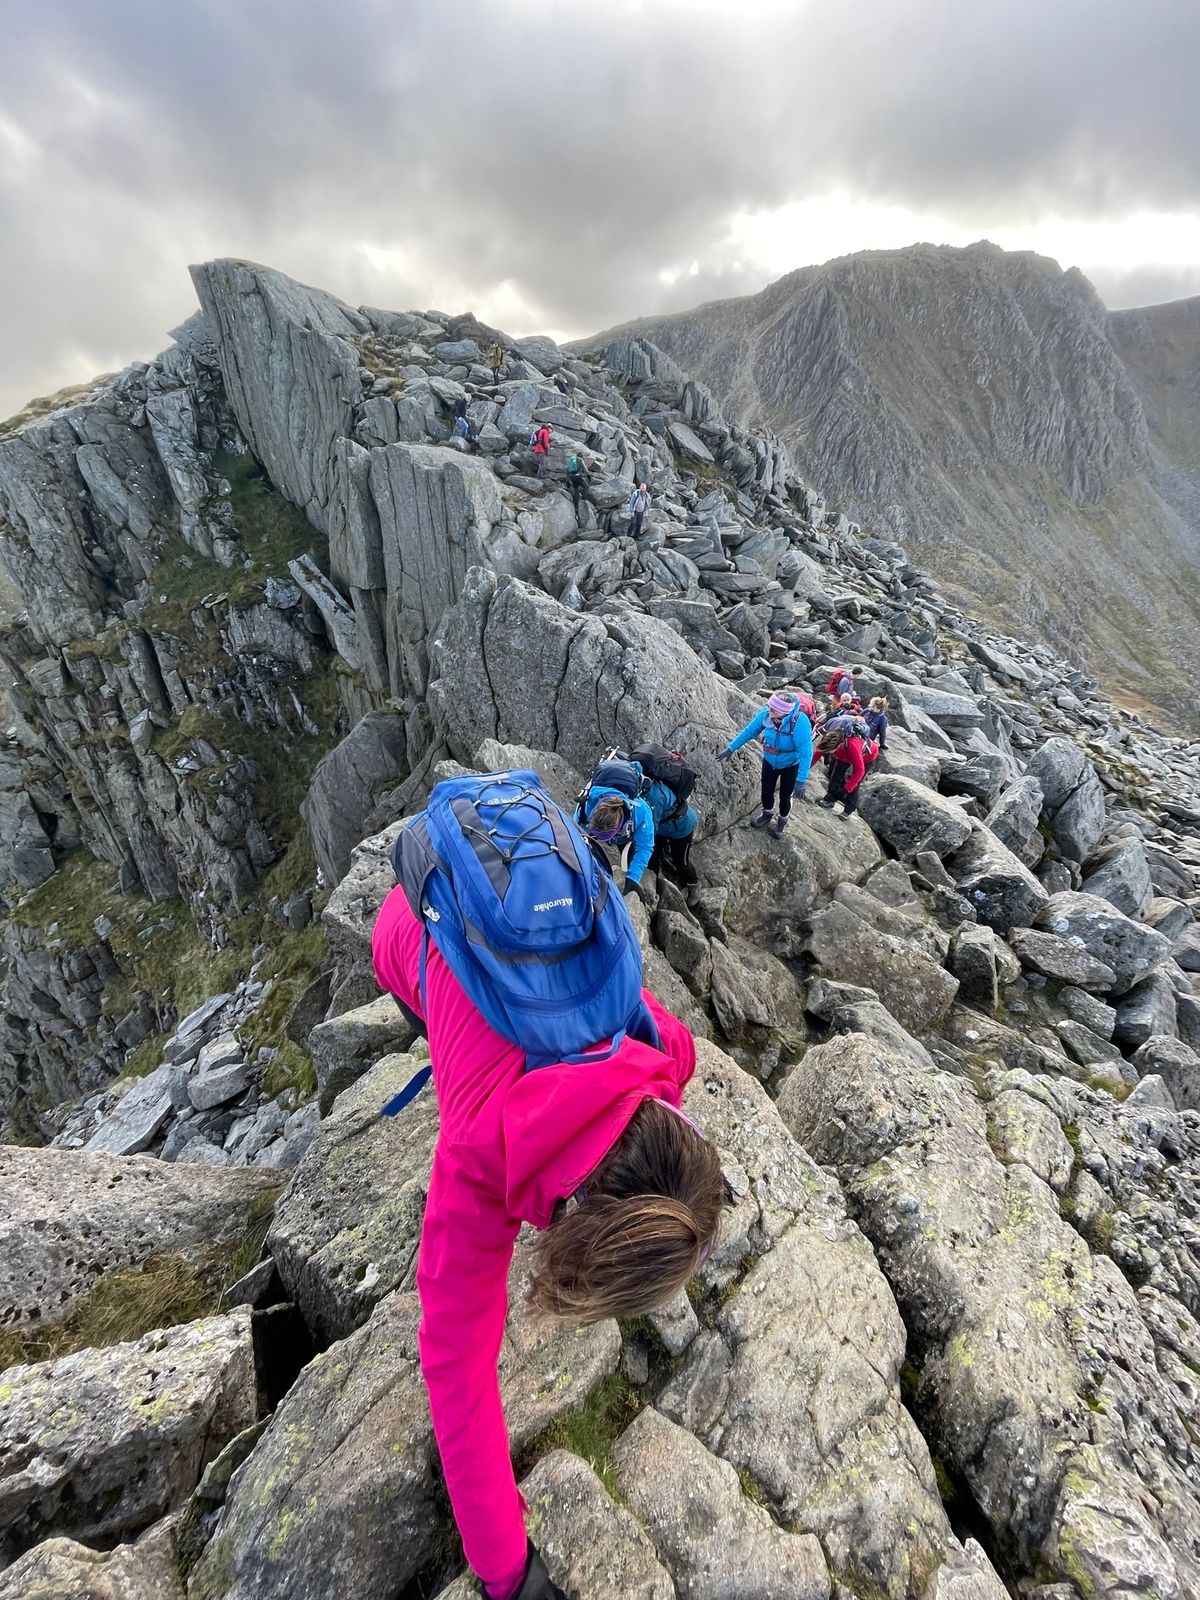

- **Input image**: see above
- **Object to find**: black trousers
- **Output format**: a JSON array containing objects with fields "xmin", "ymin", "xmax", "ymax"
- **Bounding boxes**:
[
  {"xmin": 826, "ymin": 757, "xmax": 860, "ymax": 814},
  {"xmin": 650, "ymin": 831, "xmax": 698, "ymax": 887},
  {"xmin": 761, "ymin": 762, "xmax": 800, "ymax": 817},
  {"xmin": 569, "ymin": 477, "xmax": 589, "ymax": 515},
  {"xmin": 630, "ymin": 509, "xmax": 645, "ymax": 538}
]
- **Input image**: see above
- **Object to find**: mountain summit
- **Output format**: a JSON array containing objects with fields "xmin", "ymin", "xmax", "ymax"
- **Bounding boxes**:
[{"xmin": 589, "ymin": 241, "xmax": 1200, "ymax": 724}]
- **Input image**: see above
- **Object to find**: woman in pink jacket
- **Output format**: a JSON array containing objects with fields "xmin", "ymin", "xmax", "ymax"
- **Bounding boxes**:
[{"xmin": 372, "ymin": 886, "xmax": 723, "ymax": 1600}]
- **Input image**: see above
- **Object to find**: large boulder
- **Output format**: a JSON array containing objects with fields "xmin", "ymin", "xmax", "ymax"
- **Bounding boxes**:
[
  {"xmin": 308, "ymin": 994, "xmax": 417, "ymax": 1113},
  {"xmin": 693, "ymin": 806, "xmax": 880, "ymax": 958},
  {"xmin": 1050, "ymin": 768, "xmax": 1106, "ymax": 862},
  {"xmin": 0, "ymin": 1521, "xmax": 184, "ymax": 1600},
  {"xmin": 301, "ymin": 713, "xmax": 408, "ymax": 885},
  {"xmin": 188, "ymin": 1269, "xmax": 619, "ymax": 1600},
  {"xmin": 427, "ymin": 570, "xmax": 760, "ymax": 836},
  {"xmin": 662, "ymin": 1042, "xmax": 962, "ymax": 1598},
  {"xmin": 321, "ymin": 818, "xmax": 406, "ymax": 1007},
  {"xmin": 1025, "ymin": 737, "xmax": 1088, "ymax": 811},
  {"xmin": 611, "ymin": 1408, "xmax": 830, "ymax": 1600},
  {"xmin": 1130, "ymin": 1035, "xmax": 1200, "ymax": 1110},
  {"xmin": 856, "ymin": 774, "xmax": 973, "ymax": 859},
  {"xmin": 0, "ymin": 1147, "xmax": 279, "ymax": 1344},
  {"xmin": 1036, "ymin": 892, "xmax": 1171, "ymax": 996},
  {"xmin": 0, "ymin": 1310, "xmax": 256, "ymax": 1562},
  {"xmin": 947, "ymin": 823, "xmax": 1049, "ymax": 932},
  {"xmin": 984, "ymin": 775, "xmax": 1044, "ymax": 861},
  {"xmin": 1081, "ymin": 836, "xmax": 1154, "ymax": 919},
  {"xmin": 778, "ymin": 1027, "xmax": 1199, "ymax": 1599},
  {"xmin": 806, "ymin": 883, "xmax": 959, "ymax": 1035},
  {"xmin": 1006, "ymin": 927, "xmax": 1117, "ymax": 991},
  {"xmin": 1113, "ymin": 971, "xmax": 1178, "ymax": 1051},
  {"xmin": 267, "ymin": 1052, "xmax": 440, "ymax": 1341},
  {"xmin": 191, "ymin": 258, "xmax": 365, "ymax": 531}
]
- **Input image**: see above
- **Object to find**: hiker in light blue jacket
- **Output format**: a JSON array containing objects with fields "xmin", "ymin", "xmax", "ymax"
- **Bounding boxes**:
[{"xmin": 717, "ymin": 691, "xmax": 813, "ymax": 838}]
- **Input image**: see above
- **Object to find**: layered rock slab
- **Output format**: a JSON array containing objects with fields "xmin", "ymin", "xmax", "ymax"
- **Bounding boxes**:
[
  {"xmin": 0, "ymin": 1147, "xmax": 280, "ymax": 1340},
  {"xmin": 778, "ymin": 1028, "xmax": 1200, "ymax": 1598},
  {"xmin": 0, "ymin": 1309, "xmax": 256, "ymax": 1562},
  {"xmin": 188, "ymin": 1265, "xmax": 619, "ymax": 1600}
]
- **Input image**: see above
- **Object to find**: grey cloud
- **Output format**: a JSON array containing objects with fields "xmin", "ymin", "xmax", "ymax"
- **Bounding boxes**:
[{"xmin": 1, "ymin": 0, "xmax": 1197, "ymax": 417}]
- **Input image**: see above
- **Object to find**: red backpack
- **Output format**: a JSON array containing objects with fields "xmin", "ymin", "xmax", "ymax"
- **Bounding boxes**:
[{"xmin": 825, "ymin": 667, "xmax": 850, "ymax": 697}]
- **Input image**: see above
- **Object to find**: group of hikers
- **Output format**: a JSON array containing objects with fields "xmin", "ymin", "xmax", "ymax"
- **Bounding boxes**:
[
  {"xmin": 448, "ymin": 361, "xmax": 652, "ymax": 532},
  {"xmin": 368, "ymin": 666, "xmax": 888, "ymax": 1600}
]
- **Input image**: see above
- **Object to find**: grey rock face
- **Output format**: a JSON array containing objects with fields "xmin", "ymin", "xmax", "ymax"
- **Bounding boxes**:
[
  {"xmin": 613, "ymin": 1408, "xmax": 829, "ymax": 1599},
  {"xmin": 984, "ymin": 774, "xmax": 1044, "ymax": 860},
  {"xmin": 856, "ymin": 773, "xmax": 974, "ymax": 858},
  {"xmin": 779, "ymin": 1026, "xmax": 1200, "ymax": 1600},
  {"xmin": 0, "ymin": 1309, "xmax": 256, "ymax": 1562},
  {"xmin": 0, "ymin": 1146, "xmax": 279, "ymax": 1340},
  {"xmin": 301, "ymin": 712, "xmax": 408, "ymax": 885},
  {"xmin": 1007, "ymin": 927, "xmax": 1117, "ymax": 990},
  {"xmin": 694, "ymin": 806, "xmax": 880, "ymax": 956},
  {"xmin": 948, "ymin": 823, "xmax": 1049, "ymax": 932},
  {"xmin": 666, "ymin": 1043, "xmax": 963, "ymax": 1598},
  {"xmin": 0, "ymin": 1519, "xmax": 184, "ymax": 1600},
  {"xmin": 1130, "ymin": 1035, "xmax": 1200, "ymax": 1110},
  {"xmin": 267, "ymin": 1052, "xmax": 440, "ymax": 1341},
  {"xmin": 188, "ymin": 1273, "xmax": 619, "ymax": 1600},
  {"xmin": 806, "ymin": 883, "xmax": 959, "ymax": 1035},
  {"xmin": 1036, "ymin": 891, "xmax": 1171, "ymax": 994},
  {"xmin": 1081, "ymin": 835, "xmax": 1153, "ymax": 918},
  {"xmin": 308, "ymin": 993, "xmax": 417, "ymax": 1112},
  {"xmin": 190, "ymin": 258, "xmax": 365, "ymax": 530},
  {"xmin": 428, "ymin": 569, "xmax": 760, "ymax": 835}
]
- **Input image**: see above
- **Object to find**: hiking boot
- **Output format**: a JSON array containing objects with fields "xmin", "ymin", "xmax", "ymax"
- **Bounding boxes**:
[
  {"xmin": 835, "ymin": 805, "xmax": 852, "ymax": 821},
  {"xmin": 772, "ymin": 816, "xmax": 788, "ymax": 837},
  {"xmin": 750, "ymin": 810, "xmax": 774, "ymax": 830},
  {"xmin": 819, "ymin": 796, "xmax": 836, "ymax": 809}
]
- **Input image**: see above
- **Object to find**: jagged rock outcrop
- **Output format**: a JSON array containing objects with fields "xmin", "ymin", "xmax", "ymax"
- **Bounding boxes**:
[
  {"xmin": 4, "ymin": 258, "xmax": 1200, "ymax": 1600},
  {"xmin": 0, "ymin": 1309, "xmax": 256, "ymax": 1564},
  {"xmin": 591, "ymin": 243, "xmax": 1200, "ymax": 724},
  {"xmin": 0, "ymin": 1145, "xmax": 279, "ymax": 1346}
]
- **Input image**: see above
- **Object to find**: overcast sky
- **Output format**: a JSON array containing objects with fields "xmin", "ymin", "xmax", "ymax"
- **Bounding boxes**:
[{"xmin": 2, "ymin": 0, "xmax": 1198, "ymax": 419}]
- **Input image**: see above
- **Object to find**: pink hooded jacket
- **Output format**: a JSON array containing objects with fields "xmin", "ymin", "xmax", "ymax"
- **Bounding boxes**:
[{"xmin": 371, "ymin": 885, "xmax": 697, "ymax": 1597}]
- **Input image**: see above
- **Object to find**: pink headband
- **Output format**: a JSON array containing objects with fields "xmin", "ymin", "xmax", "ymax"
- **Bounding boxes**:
[{"xmin": 768, "ymin": 692, "xmax": 795, "ymax": 717}]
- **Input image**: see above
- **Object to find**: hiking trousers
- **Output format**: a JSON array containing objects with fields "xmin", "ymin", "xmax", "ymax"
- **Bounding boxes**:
[
  {"xmin": 651, "ymin": 830, "xmax": 698, "ymax": 887},
  {"xmin": 630, "ymin": 509, "xmax": 645, "ymax": 539},
  {"xmin": 569, "ymin": 478, "xmax": 589, "ymax": 516},
  {"xmin": 761, "ymin": 761, "xmax": 800, "ymax": 818},
  {"xmin": 826, "ymin": 758, "xmax": 859, "ymax": 814}
]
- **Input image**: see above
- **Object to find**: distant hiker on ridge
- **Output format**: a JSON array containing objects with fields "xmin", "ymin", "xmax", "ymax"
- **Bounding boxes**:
[
  {"xmin": 717, "ymin": 690, "xmax": 813, "ymax": 837},
  {"xmin": 628, "ymin": 482, "xmax": 650, "ymax": 539},
  {"xmin": 488, "ymin": 341, "xmax": 506, "ymax": 383},
  {"xmin": 566, "ymin": 453, "xmax": 591, "ymax": 523},
  {"xmin": 532, "ymin": 421, "xmax": 552, "ymax": 476}
]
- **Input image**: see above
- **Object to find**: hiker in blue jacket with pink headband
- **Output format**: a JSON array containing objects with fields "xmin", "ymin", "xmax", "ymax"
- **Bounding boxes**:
[{"xmin": 717, "ymin": 690, "xmax": 814, "ymax": 837}]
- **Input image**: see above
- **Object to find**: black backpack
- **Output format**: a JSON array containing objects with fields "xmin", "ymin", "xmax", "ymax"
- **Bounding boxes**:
[{"xmin": 629, "ymin": 742, "xmax": 696, "ymax": 822}]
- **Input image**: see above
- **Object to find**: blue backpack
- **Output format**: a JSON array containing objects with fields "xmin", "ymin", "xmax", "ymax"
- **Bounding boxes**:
[{"xmin": 384, "ymin": 771, "xmax": 659, "ymax": 1112}]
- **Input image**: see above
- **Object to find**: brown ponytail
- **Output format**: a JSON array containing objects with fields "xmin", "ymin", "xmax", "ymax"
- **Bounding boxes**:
[{"xmin": 527, "ymin": 1098, "xmax": 724, "ymax": 1323}]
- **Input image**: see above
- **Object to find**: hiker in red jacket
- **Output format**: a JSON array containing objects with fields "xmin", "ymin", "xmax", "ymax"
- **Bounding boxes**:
[
  {"xmin": 532, "ymin": 422, "xmax": 552, "ymax": 476},
  {"xmin": 371, "ymin": 889, "xmax": 723, "ymax": 1600},
  {"xmin": 818, "ymin": 715, "xmax": 878, "ymax": 818}
]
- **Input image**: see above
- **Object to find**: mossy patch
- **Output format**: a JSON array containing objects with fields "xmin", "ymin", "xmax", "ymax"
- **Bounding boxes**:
[
  {"xmin": 518, "ymin": 1372, "xmax": 643, "ymax": 1501},
  {"xmin": 142, "ymin": 447, "xmax": 318, "ymax": 633},
  {"xmin": 0, "ymin": 1209, "xmax": 278, "ymax": 1372},
  {"xmin": 0, "ymin": 378, "xmax": 108, "ymax": 439}
]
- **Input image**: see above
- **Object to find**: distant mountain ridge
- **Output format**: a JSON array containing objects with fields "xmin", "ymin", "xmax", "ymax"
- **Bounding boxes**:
[{"xmin": 587, "ymin": 242, "xmax": 1200, "ymax": 726}]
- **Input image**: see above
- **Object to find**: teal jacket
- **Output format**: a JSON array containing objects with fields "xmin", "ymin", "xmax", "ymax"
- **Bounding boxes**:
[
  {"xmin": 581, "ymin": 781, "xmax": 697, "ymax": 884},
  {"xmin": 727, "ymin": 706, "xmax": 813, "ymax": 775}
]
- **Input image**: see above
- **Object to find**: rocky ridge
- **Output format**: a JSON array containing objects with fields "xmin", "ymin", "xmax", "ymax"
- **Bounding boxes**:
[
  {"xmin": 587, "ymin": 242, "xmax": 1200, "ymax": 725},
  {"xmin": 0, "ymin": 260, "xmax": 1199, "ymax": 1597}
]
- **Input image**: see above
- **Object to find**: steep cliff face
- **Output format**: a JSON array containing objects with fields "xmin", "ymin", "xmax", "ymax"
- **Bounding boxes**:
[
  {"xmin": 3, "ymin": 262, "xmax": 1200, "ymax": 1600},
  {"xmin": 590, "ymin": 242, "xmax": 1200, "ymax": 723}
]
